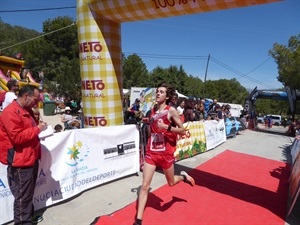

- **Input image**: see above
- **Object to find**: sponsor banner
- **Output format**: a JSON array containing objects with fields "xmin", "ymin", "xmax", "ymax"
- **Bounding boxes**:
[
  {"xmin": 204, "ymin": 120, "xmax": 226, "ymax": 150},
  {"xmin": 288, "ymin": 146, "xmax": 300, "ymax": 216},
  {"xmin": 175, "ymin": 121, "xmax": 206, "ymax": 161},
  {"xmin": 291, "ymin": 136, "xmax": 300, "ymax": 165},
  {"xmin": 0, "ymin": 125, "xmax": 139, "ymax": 224},
  {"xmin": 0, "ymin": 165, "xmax": 13, "ymax": 223},
  {"xmin": 130, "ymin": 87, "xmax": 156, "ymax": 115}
]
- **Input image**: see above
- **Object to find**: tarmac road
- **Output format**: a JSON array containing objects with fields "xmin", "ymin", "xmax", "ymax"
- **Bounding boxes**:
[{"xmin": 4, "ymin": 115, "xmax": 300, "ymax": 225}]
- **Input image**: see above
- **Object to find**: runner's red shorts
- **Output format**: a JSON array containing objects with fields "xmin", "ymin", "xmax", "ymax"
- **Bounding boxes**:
[{"xmin": 145, "ymin": 152, "xmax": 175, "ymax": 169}]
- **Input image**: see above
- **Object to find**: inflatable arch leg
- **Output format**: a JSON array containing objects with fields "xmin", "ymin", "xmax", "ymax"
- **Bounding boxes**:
[{"xmin": 77, "ymin": 0, "xmax": 278, "ymax": 128}]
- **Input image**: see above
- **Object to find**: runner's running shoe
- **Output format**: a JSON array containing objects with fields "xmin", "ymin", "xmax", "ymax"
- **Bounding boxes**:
[
  {"xmin": 180, "ymin": 171, "xmax": 195, "ymax": 186},
  {"xmin": 32, "ymin": 215, "xmax": 43, "ymax": 224}
]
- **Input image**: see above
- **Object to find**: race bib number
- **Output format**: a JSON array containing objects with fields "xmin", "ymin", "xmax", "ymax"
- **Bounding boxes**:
[{"xmin": 150, "ymin": 133, "xmax": 165, "ymax": 151}]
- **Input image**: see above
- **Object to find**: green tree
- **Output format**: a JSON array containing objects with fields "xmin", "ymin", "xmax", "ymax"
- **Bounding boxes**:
[
  {"xmin": 255, "ymin": 99, "xmax": 289, "ymax": 115},
  {"xmin": 149, "ymin": 65, "xmax": 189, "ymax": 92},
  {"xmin": 43, "ymin": 16, "xmax": 78, "ymax": 60},
  {"xmin": 184, "ymin": 75, "xmax": 203, "ymax": 97},
  {"xmin": 20, "ymin": 38, "xmax": 48, "ymax": 82},
  {"xmin": 269, "ymin": 34, "xmax": 300, "ymax": 90},
  {"xmin": 122, "ymin": 53, "xmax": 149, "ymax": 88},
  {"xmin": 204, "ymin": 79, "xmax": 248, "ymax": 104},
  {"xmin": 54, "ymin": 57, "xmax": 81, "ymax": 101},
  {"xmin": 166, "ymin": 65, "xmax": 188, "ymax": 93},
  {"xmin": 149, "ymin": 66, "xmax": 169, "ymax": 87},
  {"xmin": 40, "ymin": 16, "xmax": 77, "ymax": 82},
  {"xmin": 0, "ymin": 19, "xmax": 40, "ymax": 58}
]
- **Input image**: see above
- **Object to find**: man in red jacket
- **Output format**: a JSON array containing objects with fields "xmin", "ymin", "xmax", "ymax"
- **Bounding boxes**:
[{"xmin": 0, "ymin": 85, "xmax": 47, "ymax": 224}]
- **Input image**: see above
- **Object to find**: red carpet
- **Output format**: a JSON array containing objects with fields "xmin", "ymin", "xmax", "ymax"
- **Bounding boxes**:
[{"xmin": 94, "ymin": 150, "xmax": 290, "ymax": 225}]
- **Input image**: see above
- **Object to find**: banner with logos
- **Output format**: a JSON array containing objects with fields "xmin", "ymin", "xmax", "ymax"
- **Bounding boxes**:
[
  {"xmin": 0, "ymin": 125, "xmax": 139, "ymax": 224},
  {"xmin": 204, "ymin": 120, "xmax": 227, "ymax": 150},
  {"xmin": 174, "ymin": 120, "xmax": 227, "ymax": 161},
  {"xmin": 291, "ymin": 136, "xmax": 300, "ymax": 165},
  {"xmin": 175, "ymin": 121, "xmax": 207, "ymax": 161},
  {"xmin": 288, "ymin": 137, "xmax": 300, "ymax": 216}
]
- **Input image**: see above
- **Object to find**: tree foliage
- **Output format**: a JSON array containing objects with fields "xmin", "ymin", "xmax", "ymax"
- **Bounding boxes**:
[
  {"xmin": 255, "ymin": 99, "xmax": 289, "ymax": 116},
  {"xmin": 203, "ymin": 79, "xmax": 248, "ymax": 104},
  {"xmin": 184, "ymin": 75, "xmax": 203, "ymax": 97},
  {"xmin": 269, "ymin": 34, "xmax": 300, "ymax": 90},
  {"xmin": 122, "ymin": 53, "xmax": 149, "ymax": 88},
  {"xmin": 149, "ymin": 65, "xmax": 189, "ymax": 93},
  {"xmin": 0, "ymin": 18, "xmax": 40, "ymax": 57}
]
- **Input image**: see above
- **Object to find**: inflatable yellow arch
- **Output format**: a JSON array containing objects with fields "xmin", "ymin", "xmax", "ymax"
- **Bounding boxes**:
[{"xmin": 77, "ymin": 0, "xmax": 278, "ymax": 128}]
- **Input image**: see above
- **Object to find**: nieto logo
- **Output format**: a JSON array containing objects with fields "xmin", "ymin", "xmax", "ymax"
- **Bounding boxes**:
[
  {"xmin": 79, "ymin": 42, "xmax": 102, "ymax": 53},
  {"xmin": 65, "ymin": 140, "xmax": 90, "ymax": 166}
]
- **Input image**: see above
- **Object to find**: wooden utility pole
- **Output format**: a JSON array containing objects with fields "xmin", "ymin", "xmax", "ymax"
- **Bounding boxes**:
[{"xmin": 202, "ymin": 54, "xmax": 210, "ymax": 97}]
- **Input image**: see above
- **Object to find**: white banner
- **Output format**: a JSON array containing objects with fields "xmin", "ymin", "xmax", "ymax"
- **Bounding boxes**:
[
  {"xmin": 0, "ymin": 125, "xmax": 140, "ymax": 224},
  {"xmin": 204, "ymin": 120, "xmax": 226, "ymax": 150}
]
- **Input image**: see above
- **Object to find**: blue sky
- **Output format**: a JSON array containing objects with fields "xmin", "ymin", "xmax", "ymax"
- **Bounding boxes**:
[{"xmin": 0, "ymin": 0, "xmax": 299, "ymax": 90}]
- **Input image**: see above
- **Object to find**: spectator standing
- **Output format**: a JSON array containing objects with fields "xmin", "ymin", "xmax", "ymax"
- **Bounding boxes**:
[
  {"xmin": 168, "ymin": 92, "xmax": 178, "ymax": 108},
  {"xmin": 176, "ymin": 99, "xmax": 185, "ymax": 122},
  {"xmin": 126, "ymin": 98, "xmax": 142, "ymax": 122},
  {"xmin": 240, "ymin": 109, "xmax": 249, "ymax": 128},
  {"xmin": 295, "ymin": 119, "xmax": 300, "ymax": 136},
  {"xmin": 203, "ymin": 98, "xmax": 210, "ymax": 113},
  {"xmin": 221, "ymin": 105, "xmax": 226, "ymax": 119},
  {"xmin": 2, "ymin": 79, "xmax": 19, "ymax": 110},
  {"xmin": 224, "ymin": 104, "xmax": 231, "ymax": 118},
  {"xmin": 197, "ymin": 103, "xmax": 207, "ymax": 121},
  {"xmin": 0, "ymin": 85, "xmax": 47, "ymax": 224},
  {"xmin": 214, "ymin": 104, "xmax": 223, "ymax": 120},
  {"xmin": 184, "ymin": 99, "xmax": 195, "ymax": 122},
  {"xmin": 267, "ymin": 116, "xmax": 273, "ymax": 129},
  {"xmin": 43, "ymin": 89, "xmax": 52, "ymax": 102},
  {"xmin": 133, "ymin": 82, "xmax": 195, "ymax": 225},
  {"xmin": 193, "ymin": 102, "xmax": 201, "ymax": 121},
  {"xmin": 208, "ymin": 98, "xmax": 218, "ymax": 114}
]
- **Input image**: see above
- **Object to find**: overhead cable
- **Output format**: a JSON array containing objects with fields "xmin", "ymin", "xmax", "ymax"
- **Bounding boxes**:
[{"xmin": 0, "ymin": 6, "xmax": 76, "ymax": 13}]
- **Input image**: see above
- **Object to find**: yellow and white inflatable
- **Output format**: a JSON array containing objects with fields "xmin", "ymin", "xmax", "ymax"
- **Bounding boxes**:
[
  {"xmin": 0, "ymin": 56, "xmax": 40, "ymax": 90},
  {"xmin": 77, "ymin": 0, "xmax": 278, "ymax": 127}
]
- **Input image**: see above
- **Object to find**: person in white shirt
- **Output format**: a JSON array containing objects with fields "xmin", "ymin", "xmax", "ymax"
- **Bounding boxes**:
[
  {"xmin": 176, "ymin": 99, "xmax": 185, "ymax": 122},
  {"xmin": 2, "ymin": 79, "xmax": 19, "ymax": 110},
  {"xmin": 177, "ymin": 100, "xmax": 185, "ymax": 115}
]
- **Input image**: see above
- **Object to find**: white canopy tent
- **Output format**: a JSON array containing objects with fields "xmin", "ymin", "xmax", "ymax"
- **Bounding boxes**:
[
  {"xmin": 176, "ymin": 90, "xmax": 188, "ymax": 99},
  {"xmin": 123, "ymin": 89, "xmax": 130, "ymax": 95}
]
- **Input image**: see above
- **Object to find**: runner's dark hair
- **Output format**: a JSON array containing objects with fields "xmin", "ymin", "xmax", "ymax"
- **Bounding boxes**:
[{"xmin": 157, "ymin": 82, "xmax": 176, "ymax": 105}]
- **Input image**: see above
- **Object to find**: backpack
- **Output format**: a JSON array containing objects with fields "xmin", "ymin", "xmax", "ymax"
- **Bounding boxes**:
[{"xmin": 0, "ymin": 92, "xmax": 7, "ymax": 107}]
